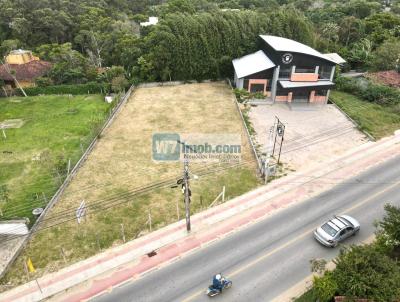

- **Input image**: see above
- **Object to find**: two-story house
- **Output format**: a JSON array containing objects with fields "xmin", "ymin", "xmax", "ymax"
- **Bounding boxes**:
[{"xmin": 232, "ymin": 35, "xmax": 346, "ymax": 104}]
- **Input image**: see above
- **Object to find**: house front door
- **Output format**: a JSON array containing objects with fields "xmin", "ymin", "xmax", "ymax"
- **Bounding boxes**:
[{"xmin": 292, "ymin": 91, "xmax": 310, "ymax": 103}]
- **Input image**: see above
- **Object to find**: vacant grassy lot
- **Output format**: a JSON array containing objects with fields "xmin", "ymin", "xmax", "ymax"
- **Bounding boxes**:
[
  {"xmin": 0, "ymin": 82, "xmax": 259, "ymax": 288},
  {"xmin": 0, "ymin": 95, "xmax": 111, "ymax": 222},
  {"xmin": 330, "ymin": 91, "xmax": 400, "ymax": 139}
]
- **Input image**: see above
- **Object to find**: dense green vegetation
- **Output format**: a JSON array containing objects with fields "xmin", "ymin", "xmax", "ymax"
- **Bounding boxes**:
[
  {"xmin": 336, "ymin": 76, "xmax": 400, "ymax": 106},
  {"xmin": 330, "ymin": 90, "xmax": 400, "ymax": 139},
  {"xmin": 0, "ymin": 95, "xmax": 112, "ymax": 221},
  {"xmin": 0, "ymin": 0, "xmax": 399, "ymax": 85},
  {"xmin": 300, "ymin": 204, "xmax": 400, "ymax": 302}
]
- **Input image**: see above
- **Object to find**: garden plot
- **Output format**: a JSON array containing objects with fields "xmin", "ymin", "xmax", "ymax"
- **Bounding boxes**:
[{"xmin": 1, "ymin": 82, "xmax": 259, "ymax": 287}]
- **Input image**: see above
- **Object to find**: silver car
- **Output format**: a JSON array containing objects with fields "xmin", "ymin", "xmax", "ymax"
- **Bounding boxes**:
[{"xmin": 314, "ymin": 215, "xmax": 360, "ymax": 247}]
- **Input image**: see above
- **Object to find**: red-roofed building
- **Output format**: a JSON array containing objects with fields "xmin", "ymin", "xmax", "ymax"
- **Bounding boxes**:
[{"xmin": 0, "ymin": 50, "xmax": 52, "ymax": 89}]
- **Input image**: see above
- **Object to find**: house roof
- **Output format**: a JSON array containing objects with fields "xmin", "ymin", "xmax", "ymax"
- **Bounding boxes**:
[
  {"xmin": 279, "ymin": 80, "xmax": 334, "ymax": 89},
  {"xmin": 260, "ymin": 35, "xmax": 339, "ymax": 64},
  {"xmin": 232, "ymin": 50, "xmax": 276, "ymax": 79},
  {"xmin": 323, "ymin": 53, "xmax": 346, "ymax": 65},
  {"xmin": 0, "ymin": 60, "xmax": 52, "ymax": 81}
]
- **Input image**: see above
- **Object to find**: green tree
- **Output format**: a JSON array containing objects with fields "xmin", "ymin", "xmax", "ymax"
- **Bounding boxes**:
[
  {"xmin": 332, "ymin": 245, "xmax": 400, "ymax": 302},
  {"xmin": 376, "ymin": 204, "xmax": 400, "ymax": 250},
  {"xmin": 36, "ymin": 43, "xmax": 95, "ymax": 84},
  {"xmin": 370, "ymin": 39, "xmax": 400, "ymax": 71},
  {"xmin": 111, "ymin": 76, "xmax": 129, "ymax": 92},
  {"xmin": 161, "ymin": 0, "xmax": 196, "ymax": 15},
  {"xmin": 0, "ymin": 39, "xmax": 21, "ymax": 57},
  {"xmin": 347, "ymin": 38, "xmax": 373, "ymax": 69},
  {"xmin": 338, "ymin": 16, "xmax": 365, "ymax": 47}
]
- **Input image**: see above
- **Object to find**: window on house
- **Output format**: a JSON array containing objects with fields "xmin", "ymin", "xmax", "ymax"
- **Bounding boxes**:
[
  {"xmin": 279, "ymin": 66, "xmax": 291, "ymax": 79},
  {"xmin": 315, "ymin": 89, "xmax": 327, "ymax": 96},
  {"xmin": 318, "ymin": 66, "xmax": 333, "ymax": 80},
  {"xmin": 249, "ymin": 83, "xmax": 265, "ymax": 93},
  {"xmin": 276, "ymin": 88, "xmax": 288, "ymax": 96},
  {"xmin": 295, "ymin": 66, "xmax": 315, "ymax": 73}
]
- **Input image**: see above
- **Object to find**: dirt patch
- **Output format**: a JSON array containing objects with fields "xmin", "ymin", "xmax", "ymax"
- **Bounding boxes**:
[{"xmin": 365, "ymin": 70, "xmax": 400, "ymax": 88}]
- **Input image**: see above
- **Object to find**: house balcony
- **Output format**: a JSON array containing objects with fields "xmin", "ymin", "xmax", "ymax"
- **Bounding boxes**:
[{"xmin": 290, "ymin": 73, "xmax": 319, "ymax": 82}]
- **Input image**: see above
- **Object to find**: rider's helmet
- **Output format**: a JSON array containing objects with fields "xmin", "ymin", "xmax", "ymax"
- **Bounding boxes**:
[{"xmin": 215, "ymin": 274, "xmax": 222, "ymax": 280}]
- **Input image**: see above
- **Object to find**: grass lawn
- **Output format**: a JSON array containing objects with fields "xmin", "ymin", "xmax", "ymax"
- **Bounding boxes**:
[
  {"xmin": 330, "ymin": 90, "xmax": 400, "ymax": 139},
  {"xmin": 0, "ymin": 94, "xmax": 112, "ymax": 222},
  {"xmin": 294, "ymin": 288, "xmax": 318, "ymax": 302},
  {"xmin": 0, "ymin": 82, "xmax": 259, "ymax": 288}
]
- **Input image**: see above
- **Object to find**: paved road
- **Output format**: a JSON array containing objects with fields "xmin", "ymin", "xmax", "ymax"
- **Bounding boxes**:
[{"xmin": 93, "ymin": 155, "xmax": 400, "ymax": 302}]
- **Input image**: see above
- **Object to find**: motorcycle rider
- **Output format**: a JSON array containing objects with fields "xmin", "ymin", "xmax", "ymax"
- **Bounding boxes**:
[{"xmin": 212, "ymin": 274, "xmax": 224, "ymax": 292}]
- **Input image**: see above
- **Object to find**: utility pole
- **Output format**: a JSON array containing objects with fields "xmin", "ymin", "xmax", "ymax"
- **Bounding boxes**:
[
  {"xmin": 264, "ymin": 126, "xmax": 275, "ymax": 184},
  {"xmin": 183, "ymin": 157, "xmax": 191, "ymax": 232}
]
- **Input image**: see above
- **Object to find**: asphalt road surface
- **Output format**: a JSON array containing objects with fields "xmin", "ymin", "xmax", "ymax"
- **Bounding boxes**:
[{"xmin": 93, "ymin": 155, "xmax": 400, "ymax": 302}]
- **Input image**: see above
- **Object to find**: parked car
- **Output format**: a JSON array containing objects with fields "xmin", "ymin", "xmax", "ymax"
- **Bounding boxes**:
[{"xmin": 314, "ymin": 215, "xmax": 360, "ymax": 247}]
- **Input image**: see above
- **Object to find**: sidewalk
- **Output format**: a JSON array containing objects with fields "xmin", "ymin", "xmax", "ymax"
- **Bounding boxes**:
[{"xmin": 2, "ymin": 132, "xmax": 400, "ymax": 302}]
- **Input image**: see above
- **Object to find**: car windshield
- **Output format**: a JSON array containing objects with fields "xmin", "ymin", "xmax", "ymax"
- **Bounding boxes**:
[{"xmin": 321, "ymin": 223, "xmax": 337, "ymax": 237}]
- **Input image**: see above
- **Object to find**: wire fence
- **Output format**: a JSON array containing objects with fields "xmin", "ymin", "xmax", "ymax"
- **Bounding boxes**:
[
  {"xmin": 0, "ymin": 86, "xmax": 135, "ymax": 279},
  {"xmin": 0, "ymin": 185, "xmax": 229, "ymax": 287}
]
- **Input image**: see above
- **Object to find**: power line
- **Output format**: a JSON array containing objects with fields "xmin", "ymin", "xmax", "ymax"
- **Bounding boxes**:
[
  {"xmin": 1, "ymin": 159, "xmax": 256, "ymax": 226},
  {"xmin": 0, "ymin": 160, "xmax": 256, "ymax": 244},
  {"xmin": 2, "ymin": 153, "xmax": 400, "ymax": 245},
  {"xmin": 0, "ymin": 159, "xmax": 251, "ymax": 216},
  {"xmin": 0, "ymin": 122, "xmax": 358, "ymax": 216},
  {"xmin": 0, "ymin": 124, "xmax": 364, "ymax": 219}
]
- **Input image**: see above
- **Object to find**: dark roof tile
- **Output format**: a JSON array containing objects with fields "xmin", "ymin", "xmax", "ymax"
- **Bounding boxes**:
[{"xmin": 0, "ymin": 60, "xmax": 52, "ymax": 81}]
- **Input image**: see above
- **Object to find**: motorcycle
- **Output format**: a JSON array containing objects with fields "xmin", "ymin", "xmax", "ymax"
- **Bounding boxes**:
[{"xmin": 206, "ymin": 277, "xmax": 232, "ymax": 297}]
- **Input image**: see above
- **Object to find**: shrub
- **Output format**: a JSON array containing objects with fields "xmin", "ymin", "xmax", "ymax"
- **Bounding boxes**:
[
  {"xmin": 313, "ymin": 273, "xmax": 337, "ymax": 302},
  {"xmin": 19, "ymin": 82, "xmax": 112, "ymax": 96},
  {"xmin": 233, "ymin": 88, "xmax": 250, "ymax": 102},
  {"xmin": 335, "ymin": 76, "xmax": 400, "ymax": 106},
  {"xmin": 111, "ymin": 76, "xmax": 129, "ymax": 93},
  {"xmin": 35, "ymin": 77, "xmax": 53, "ymax": 87}
]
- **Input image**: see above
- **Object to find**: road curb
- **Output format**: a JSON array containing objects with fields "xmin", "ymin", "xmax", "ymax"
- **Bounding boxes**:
[{"xmin": 1, "ymin": 135, "xmax": 400, "ymax": 302}]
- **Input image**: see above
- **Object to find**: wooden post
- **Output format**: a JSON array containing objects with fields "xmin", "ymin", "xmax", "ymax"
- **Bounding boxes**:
[
  {"xmin": 23, "ymin": 260, "xmax": 29, "ymax": 277},
  {"xmin": 67, "ymin": 159, "xmax": 71, "ymax": 176},
  {"xmin": 176, "ymin": 199, "xmax": 180, "ymax": 221},
  {"xmin": 35, "ymin": 279, "xmax": 43, "ymax": 293},
  {"xmin": 96, "ymin": 233, "xmax": 101, "ymax": 250},
  {"xmin": 148, "ymin": 211, "xmax": 152, "ymax": 232},
  {"xmin": 222, "ymin": 186, "xmax": 225, "ymax": 203},
  {"xmin": 60, "ymin": 247, "xmax": 67, "ymax": 264},
  {"xmin": 120, "ymin": 224, "xmax": 126, "ymax": 243},
  {"xmin": 56, "ymin": 170, "xmax": 62, "ymax": 184},
  {"xmin": 2, "ymin": 129, "xmax": 6, "ymax": 139}
]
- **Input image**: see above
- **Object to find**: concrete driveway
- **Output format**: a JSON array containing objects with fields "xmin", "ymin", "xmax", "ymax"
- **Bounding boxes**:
[{"xmin": 248, "ymin": 103, "xmax": 368, "ymax": 171}]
